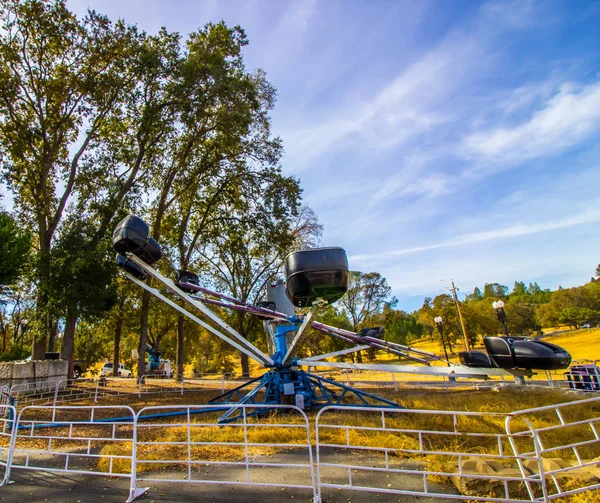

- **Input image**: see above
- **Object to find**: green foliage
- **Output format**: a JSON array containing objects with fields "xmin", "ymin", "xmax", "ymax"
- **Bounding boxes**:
[
  {"xmin": 0, "ymin": 212, "xmax": 31, "ymax": 288},
  {"xmin": 0, "ymin": 346, "xmax": 29, "ymax": 362},
  {"xmin": 380, "ymin": 306, "xmax": 423, "ymax": 346},
  {"xmin": 49, "ymin": 218, "xmax": 118, "ymax": 320},
  {"xmin": 512, "ymin": 281, "xmax": 527, "ymax": 296},
  {"xmin": 466, "ymin": 287, "xmax": 483, "ymax": 301},
  {"xmin": 558, "ymin": 307, "xmax": 600, "ymax": 330},
  {"xmin": 339, "ymin": 271, "xmax": 394, "ymax": 331},
  {"xmin": 482, "ymin": 283, "xmax": 508, "ymax": 298}
]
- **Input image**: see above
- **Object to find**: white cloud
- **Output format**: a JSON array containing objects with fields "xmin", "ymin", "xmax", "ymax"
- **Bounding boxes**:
[
  {"xmin": 498, "ymin": 79, "xmax": 558, "ymax": 115},
  {"xmin": 461, "ymin": 81, "xmax": 600, "ymax": 166},
  {"xmin": 350, "ymin": 206, "xmax": 600, "ymax": 263},
  {"xmin": 282, "ymin": 30, "xmax": 482, "ymax": 171}
]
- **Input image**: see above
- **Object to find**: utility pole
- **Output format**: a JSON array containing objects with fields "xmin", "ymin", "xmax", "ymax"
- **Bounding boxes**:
[{"xmin": 451, "ymin": 281, "xmax": 470, "ymax": 351}]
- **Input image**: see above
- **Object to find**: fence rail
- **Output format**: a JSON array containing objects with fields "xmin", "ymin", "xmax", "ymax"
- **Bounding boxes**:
[
  {"xmin": 315, "ymin": 405, "xmax": 545, "ymax": 502},
  {"xmin": 0, "ymin": 398, "xmax": 597, "ymax": 502},
  {"xmin": 130, "ymin": 404, "xmax": 316, "ymax": 502}
]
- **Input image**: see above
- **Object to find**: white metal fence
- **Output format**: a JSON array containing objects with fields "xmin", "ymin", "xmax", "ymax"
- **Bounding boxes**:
[
  {"xmin": 130, "ymin": 404, "xmax": 317, "ymax": 502},
  {"xmin": 509, "ymin": 395, "xmax": 600, "ymax": 500},
  {"xmin": 0, "ymin": 399, "xmax": 597, "ymax": 502},
  {"xmin": 315, "ymin": 405, "xmax": 544, "ymax": 502},
  {"xmin": 12, "ymin": 405, "xmax": 135, "ymax": 479}
]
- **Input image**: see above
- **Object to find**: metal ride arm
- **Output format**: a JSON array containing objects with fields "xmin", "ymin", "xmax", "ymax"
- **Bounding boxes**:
[
  {"xmin": 124, "ymin": 254, "xmax": 273, "ymax": 366},
  {"xmin": 176, "ymin": 279, "xmax": 445, "ymax": 367},
  {"xmin": 126, "ymin": 274, "xmax": 269, "ymax": 366},
  {"xmin": 303, "ymin": 345, "xmax": 371, "ymax": 362},
  {"xmin": 313, "ymin": 324, "xmax": 435, "ymax": 366},
  {"xmin": 297, "ymin": 359, "xmax": 533, "ymax": 379},
  {"xmin": 282, "ymin": 307, "xmax": 315, "ymax": 364},
  {"xmin": 178, "ymin": 281, "xmax": 290, "ymax": 322}
]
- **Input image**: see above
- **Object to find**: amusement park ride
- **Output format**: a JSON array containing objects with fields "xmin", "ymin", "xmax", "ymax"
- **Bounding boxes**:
[{"xmin": 113, "ymin": 215, "xmax": 572, "ymax": 421}]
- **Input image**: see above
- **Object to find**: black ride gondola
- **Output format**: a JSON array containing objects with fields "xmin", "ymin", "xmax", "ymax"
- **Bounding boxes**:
[
  {"xmin": 460, "ymin": 336, "xmax": 571, "ymax": 370},
  {"xmin": 284, "ymin": 247, "xmax": 349, "ymax": 307},
  {"xmin": 112, "ymin": 215, "xmax": 163, "ymax": 265}
]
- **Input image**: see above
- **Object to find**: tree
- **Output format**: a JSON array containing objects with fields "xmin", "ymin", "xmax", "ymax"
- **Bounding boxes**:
[
  {"xmin": 483, "ymin": 283, "xmax": 508, "ymax": 298},
  {"xmin": 558, "ymin": 307, "xmax": 600, "ymax": 330},
  {"xmin": 0, "ymin": 211, "xmax": 31, "ymax": 289},
  {"xmin": 340, "ymin": 272, "xmax": 394, "ymax": 331},
  {"xmin": 50, "ymin": 218, "xmax": 117, "ymax": 376},
  {"xmin": 380, "ymin": 306, "xmax": 423, "ymax": 346},
  {"xmin": 466, "ymin": 287, "xmax": 483, "ymax": 301},
  {"xmin": 338, "ymin": 271, "xmax": 394, "ymax": 362},
  {"xmin": 133, "ymin": 22, "xmax": 288, "ymax": 378},
  {"xmin": 0, "ymin": 0, "xmax": 144, "ymax": 358},
  {"xmin": 512, "ymin": 281, "xmax": 528, "ymax": 296},
  {"xmin": 199, "ymin": 171, "xmax": 303, "ymax": 377}
]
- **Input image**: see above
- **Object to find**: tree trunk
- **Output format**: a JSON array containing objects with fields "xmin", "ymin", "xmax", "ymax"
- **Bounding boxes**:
[
  {"xmin": 33, "ymin": 239, "xmax": 52, "ymax": 360},
  {"xmin": 47, "ymin": 319, "xmax": 58, "ymax": 353},
  {"xmin": 138, "ymin": 288, "xmax": 151, "ymax": 378},
  {"xmin": 176, "ymin": 314, "xmax": 185, "ymax": 381},
  {"xmin": 61, "ymin": 306, "xmax": 78, "ymax": 379},
  {"xmin": 113, "ymin": 317, "xmax": 123, "ymax": 377},
  {"xmin": 238, "ymin": 313, "xmax": 250, "ymax": 378},
  {"xmin": 240, "ymin": 352, "xmax": 250, "ymax": 378}
]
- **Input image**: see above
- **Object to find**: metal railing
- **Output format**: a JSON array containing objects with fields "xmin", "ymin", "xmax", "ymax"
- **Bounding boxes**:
[
  {"xmin": 315, "ymin": 405, "xmax": 544, "ymax": 502},
  {"xmin": 0, "ymin": 397, "xmax": 598, "ymax": 502},
  {"xmin": 11, "ymin": 405, "xmax": 135, "ymax": 479},
  {"xmin": 129, "ymin": 403, "xmax": 317, "ymax": 502},
  {"xmin": 0, "ymin": 405, "xmax": 17, "ymax": 487},
  {"xmin": 510, "ymin": 395, "xmax": 600, "ymax": 500}
]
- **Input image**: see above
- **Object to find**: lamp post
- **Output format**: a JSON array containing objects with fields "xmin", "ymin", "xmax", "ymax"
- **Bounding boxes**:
[
  {"xmin": 20, "ymin": 319, "xmax": 29, "ymax": 353},
  {"xmin": 492, "ymin": 300, "xmax": 509, "ymax": 336},
  {"xmin": 434, "ymin": 316, "xmax": 450, "ymax": 365}
]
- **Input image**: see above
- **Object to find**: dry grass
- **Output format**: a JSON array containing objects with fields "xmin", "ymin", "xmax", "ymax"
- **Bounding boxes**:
[
  {"xmin": 20, "ymin": 335, "xmax": 600, "ymax": 502},
  {"xmin": 11, "ymin": 383, "xmax": 600, "ymax": 501}
]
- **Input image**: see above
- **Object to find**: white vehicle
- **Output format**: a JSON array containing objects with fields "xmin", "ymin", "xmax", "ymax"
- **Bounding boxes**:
[{"xmin": 101, "ymin": 362, "xmax": 132, "ymax": 378}]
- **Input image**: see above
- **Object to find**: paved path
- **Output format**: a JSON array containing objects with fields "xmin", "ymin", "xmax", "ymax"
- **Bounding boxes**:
[{"xmin": 0, "ymin": 466, "xmax": 456, "ymax": 503}]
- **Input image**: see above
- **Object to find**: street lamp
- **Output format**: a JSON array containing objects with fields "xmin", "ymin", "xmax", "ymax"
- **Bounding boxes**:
[
  {"xmin": 20, "ymin": 319, "xmax": 29, "ymax": 353},
  {"xmin": 434, "ymin": 316, "xmax": 450, "ymax": 365},
  {"xmin": 492, "ymin": 300, "xmax": 509, "ymax": 336}
]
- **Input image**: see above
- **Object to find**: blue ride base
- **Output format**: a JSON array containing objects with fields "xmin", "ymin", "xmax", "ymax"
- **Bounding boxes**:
[
  {"xmin": 208, "ymin": 366, "xmax": 399, "ymax": 422},
  {"xmin": 208, "ymin": 322, "xmax": 400, "ymax": 423}
]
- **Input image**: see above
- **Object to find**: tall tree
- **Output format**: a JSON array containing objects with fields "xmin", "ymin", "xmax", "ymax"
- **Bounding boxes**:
[
  {"xmin": 512, "ymin": 281, "xmax": 528, "ymax": 296},
  {"xmin": 0, "ymin": 0, "xmax": 143, "ymax": 358},
  {"xmin": 200, "ymin": 171, "xmax": 303, "ymax": 377},
  {"xmin": 482, "ymin": 283, "xmax": 509, "ymax": 299},
  {"xmin": 50, "ymin": 217, "xmax": 117, "ymax": 375},
  {"xmin": 338, "ymin": 271, "xmax": 394, "ymax": 362},
  {"xmin": 339, "ymin": 271, "xmax": 393, "ymax": 331},
  {"xmin": 134, "ymin": 22, "xmax": 287, "ymax": 378}
]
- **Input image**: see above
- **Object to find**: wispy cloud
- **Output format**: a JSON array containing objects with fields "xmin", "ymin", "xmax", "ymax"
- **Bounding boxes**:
[
  {"xmin": 350, "ymin": 207, "xmax": 600, "ymax": 263},
  {"xmin": 461, "ymin": 81, "xmax": 600, "ymax": 166},
  {"xmin": 498, "ymin": 79, "xmax": 558, "ymax": 115},
  {"xmin": 282, "ymin": 29, "xmax": 482, "ymax": 171}
]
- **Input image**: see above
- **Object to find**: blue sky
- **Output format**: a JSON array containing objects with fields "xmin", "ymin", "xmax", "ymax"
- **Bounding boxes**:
[{"xmin": 14, "ymin": 0, "xmax": 600, "ymax": 310}]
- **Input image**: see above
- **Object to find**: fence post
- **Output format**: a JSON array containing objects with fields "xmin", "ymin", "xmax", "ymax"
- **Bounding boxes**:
[
  {"xmin": 391, "ymin": 372, "xmax": 397, "ymax": 391},
  {"xmin": 345, "ymin": 370, "xmax": 350, "ymax": 386},
  {"xmin": 221, "ymin": 374, "xmax": 225, "ymax": 393},
  {"xmin": 0, "ymin": 405, "xmax": 18, "ymax": 487},
  {"xmin": 53, "ymin": 379, "xmax": 61, "ymax": 407},
  {"xmin": 180, "ymin": 375, "xmax": 184, "ymax": 396},
  {"xmin": 126, "ymin": 410, "xmax": 149, "ymax": 502}
]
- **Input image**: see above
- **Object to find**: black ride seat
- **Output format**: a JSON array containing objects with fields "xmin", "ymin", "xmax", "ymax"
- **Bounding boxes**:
[{"xmin": 284, "ymin": 247, "xmax": 349, "ymax": 308}]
